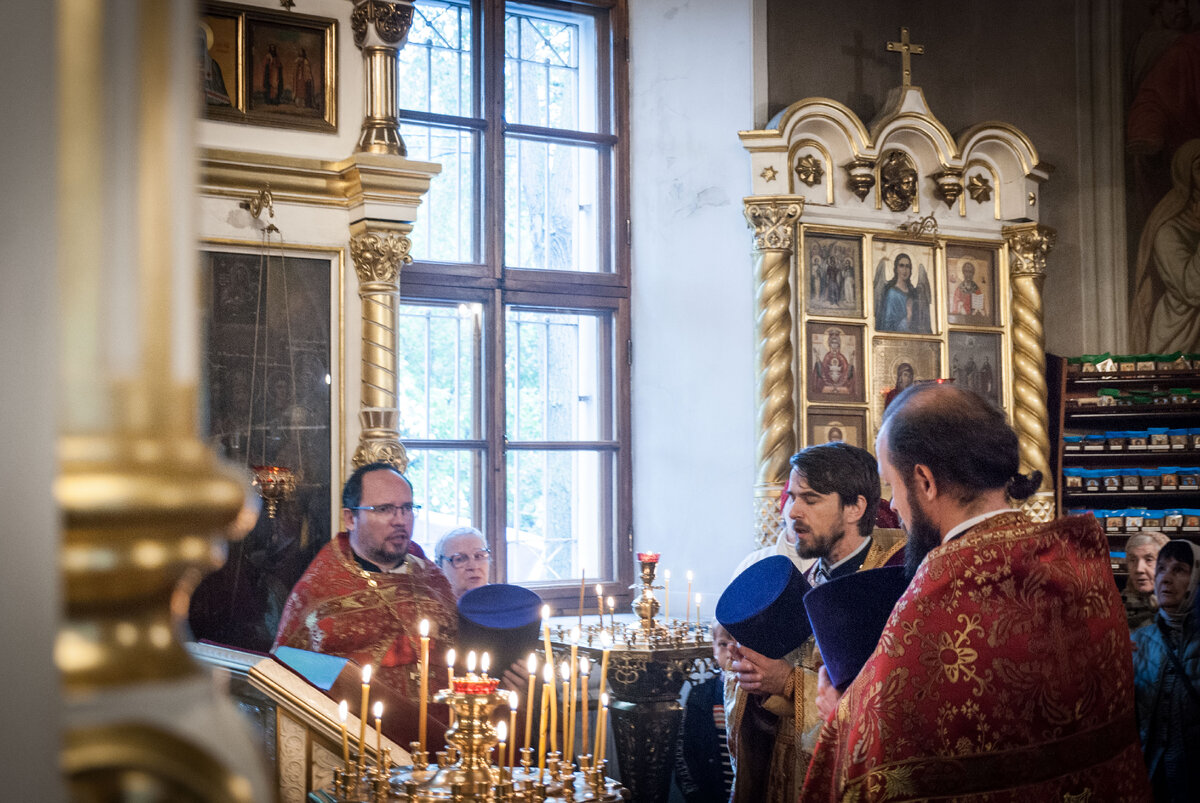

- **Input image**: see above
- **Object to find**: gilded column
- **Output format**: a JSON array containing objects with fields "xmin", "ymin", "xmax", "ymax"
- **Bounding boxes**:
[
  {"xmin": 351, "ymin": 222, "xmax": 413, "ymax": 470},
  {"xmin": 744, "ymin": 196, "xmax": 805, "ymax": 548},
  {"xmin": 350, "ymin": 0, "xmax": 415, "ymax": 155},
  {"xmin": 1004, "ymin": 222, "xmax": 1057, "ymax": 523}
]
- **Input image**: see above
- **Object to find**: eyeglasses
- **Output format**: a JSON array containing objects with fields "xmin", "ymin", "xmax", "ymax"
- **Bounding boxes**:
[
  {"xmin": 349, "ymin": 503, "xmax": 422, "ymax": 518},
  {"xmin": 444, "ymin": 549, "xmax": 491, "ymax": 568}
]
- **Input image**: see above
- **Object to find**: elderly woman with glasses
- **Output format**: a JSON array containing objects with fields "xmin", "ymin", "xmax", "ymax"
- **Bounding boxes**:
[{"xmin": 435, "ymin": 526, "xmax": 492, "ymax": 599}]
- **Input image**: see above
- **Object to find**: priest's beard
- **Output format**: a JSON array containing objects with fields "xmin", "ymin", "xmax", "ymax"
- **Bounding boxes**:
[{"xmin": 902, "ymin": 484, "xmax": 941, "ymax": 580}]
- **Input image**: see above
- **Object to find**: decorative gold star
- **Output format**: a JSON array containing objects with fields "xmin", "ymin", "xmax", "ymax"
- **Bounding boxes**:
[{"xmin": 760, "ymin": 166, "xmax": 778, "ymax": 182}]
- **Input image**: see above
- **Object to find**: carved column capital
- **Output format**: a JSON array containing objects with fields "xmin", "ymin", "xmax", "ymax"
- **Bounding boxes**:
[
  {"xmin": 1003, "ymin": 223, "xmax": 1057, "ymax": 277},
  {"xmin": 743, "ymin": 196, "xmax": 804, "ymax": 251},
  {"xmin": 349, "ymin": 0, "xmax": 415, "ymax": 48},
  {"xmin": 348, "ymin": 0, "xmax": 413, "ymax": 154},
  {"xmin": 351, "ymin": 230, "xmax": 412, "ymax": 285}
]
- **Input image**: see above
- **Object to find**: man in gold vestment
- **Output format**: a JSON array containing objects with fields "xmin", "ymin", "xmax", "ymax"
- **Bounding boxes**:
[
  {"xmin": 724, "ymin": 443, "xmax": 904, "ymax": 803},
  {"xmin": 801, "ymin": 384, "xmax": 1151, "ymax": 802},
  {"xmin": 274, "ymin": 463, "xmax": 457, "ymax": 700}
]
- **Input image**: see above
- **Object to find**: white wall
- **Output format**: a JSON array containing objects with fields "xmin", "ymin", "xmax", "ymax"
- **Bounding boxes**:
[{"xmin": 629, "ymin": 0, "xmax": 762, "ymax": 606}]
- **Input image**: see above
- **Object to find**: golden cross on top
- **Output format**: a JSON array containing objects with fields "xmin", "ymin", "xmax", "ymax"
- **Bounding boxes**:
[{"xmin": 886, "ymin": 27, "xmax": 925, "ymax": 88}]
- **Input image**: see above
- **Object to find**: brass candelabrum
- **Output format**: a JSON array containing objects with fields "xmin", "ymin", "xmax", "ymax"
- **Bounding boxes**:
[
  {"xmin": 314, "ymin": 673, "xmax": 626, "ymax": 802},
  {"xmin": 250, "ymin": 464, "xmax": 296, "ymax": 519}
]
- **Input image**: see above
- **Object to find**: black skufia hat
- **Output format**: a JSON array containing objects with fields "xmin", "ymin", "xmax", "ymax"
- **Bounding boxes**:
[
  {"xmin": 456, "ymin": 583, "xmax": 544, "ymax": 674},
  {"xmin": 803, "ymin": 565, "xmax": 909, "ymax": 692},
  {"xmin": 716, "ymin": 555, "xmax": 813, "ymax": 659}
]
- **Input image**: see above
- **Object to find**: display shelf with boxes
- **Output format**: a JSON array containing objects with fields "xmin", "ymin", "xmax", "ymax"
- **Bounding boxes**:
[{"xmin": 1048, "ymin": 352, "xmax": 1200, "ymax": 577}]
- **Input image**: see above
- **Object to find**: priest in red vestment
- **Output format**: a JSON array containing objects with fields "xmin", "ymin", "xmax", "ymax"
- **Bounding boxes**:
[
  {"xmin": 800, "ymin": 384, "xmax": 1152, "ymax": 802},
  {"xmin": 274, "ymin": 462, "xmax": 457, "ymax": 701}
]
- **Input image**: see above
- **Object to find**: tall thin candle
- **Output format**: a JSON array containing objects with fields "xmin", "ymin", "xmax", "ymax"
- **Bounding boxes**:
[
  {"xmin": 338, "ymin": 700, "xmax": 351, "ymax": 772},
  {"xmin": 540, "ymin": 604, "xmax": 557, "ymax": 754},
  {"xmin": 446, "ymin": 648, "xmax": 457, "ymax": 728},
  {"xmin": 507, "ymin": 690, "xmax": 519, "ymax": 779},
  {"xmin": 607, "ymin": 596, "xmax": 615, "ymax": 631},
  {"xmin": 496, "ymin": 720, "xmax": 508, "ymax": 783},
  {"xmin": 524, "ymin": 654, "xmax": 537, "ymax": 755},
  {"xmin": 596, "ymin": 692, "xmax": 609, "ymax": 767},
  {"xmin": 559, "ymin": 661, "xmax": 571, "ymax": 762},
  {"xmin": 695, "ymin": 593, "xmax": 702, "ymax": 629},
  {"xmin": 594, "ymin": 631, "xmax": 611, "ymax": 759},
  {"xmin": 578, "ymin": 571, "xmax": 586, "ymax": 630},
  {"xmin": 418, "ymin": 619, "xmax": 430, "ymax": 756},
  {"xmin": 538, "ymin": 663, "xmax": 552, "ymax": 780},
  {"xmin": 356, "ymin": 664, "xmax": 372, "ymax": 781},
  {"xmin": 579, "ymin": 657, "xmax": 591, "ymax": 756},
  {"xmin": 595, "ymin": 583, "xmax": 604, "ymax": 627},
  {"xmin": 373, "ymin": 701, "xmax": 383, "ymax": 768},
  {"xmin": 686, "ymin": 571, "xmax": 693, "ymax": 622},
  {"xmin": 568, "ymin": 627, "xmax": 580, "ymax": 758}
]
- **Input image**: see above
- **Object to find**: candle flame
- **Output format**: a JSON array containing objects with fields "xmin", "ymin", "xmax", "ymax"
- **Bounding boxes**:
[
  {"xmin": 447, "ymin": 648, "xmax": 456, "ymax": 668},
  {"xmin": 543, "ymin": 663, "xmax": 554, "ymax": 683},
  {"xmin": 600, "ymin": 692, "xmax": 609, "ymax": 707},
  {"xmin": 419, "ymin": 619, "xmax": 430, "ymax": 638},
  {"xmin": 467, "ymin": 650, "xmax": 477, "ymax": 672},
  {"xmin": 606, "ymin": 596, "xmax": 614, "ymax": 610},
  {"xmin": 600, "ymin": 630, "xmax": 613, "ymax": 649},
  {"xmin": 570, "ymin": 625, "xmax": 581, "ymax": 644},
  {"xmin": 481, "ymin": 652, "xmax": 491, "ymax": 674},
  {"xmin": 527, "ymin": 652, "xmax": 538, "ymax": 673},
  {"xmin": 497, "ymin": 720, "xmax": 508, "ymax": 743},
  {"xmin": 580, "ymin": 656, "xmax": 590, "ymax": 675},
  {"xmin": 560, "ymin": 660, "xmax": 570, "ymax": 680},
  {"xmin": 695, "ymin": 593, "xmax": 701, "ymax": 604},
  {"xmin": 338, "ymin": 700, "xmax": 348, "ymax": 722},
  {"xmin": 665, "ymin": 569, "xmax": 671, "ymax": 580},
  {"xmin": 373, "ymin": 700, "xmax": 383, "ymax": 718},
  {"xmin": 509, "ymin": 689, "xmax": 519, "ymax": 709},
  {"xmin": 686, "ymin": 570, "xmax": 693, "ymax": 581},
  {"xmin": 362, "ymin": 664, "xmax": 372, "ymax": 685},
  {"xmin": 595, "ymin": 583, "xmax": 602, "ymax": 596},
  {"xmin": 541, "ymin": 604, "xmax": 551, "ymax": 621}
]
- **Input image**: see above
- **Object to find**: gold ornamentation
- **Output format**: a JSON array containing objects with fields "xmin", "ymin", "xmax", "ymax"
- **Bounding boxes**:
[
  {"xmin": 351, "ymin": 231, "xmax": 411, "ymax": 283},
  {"xmin": 350, "ymin": 0, "xmax": 415, "ymax": 47},
  {"xmin": 900, "ymin": 212, "xmax": 939, "ymax": 238},
  {"xmin": 886, "ymin": 27, "xmax": 925, "ymax": 88},
  {"xmin": 1005, "ymin": 223, "xmax": 1057, "ymax": 507},
  {"xmin": 761, "ymin": 165, "xmax": 778, "ymax": 182},
  {"xmin": 251, "ymin": 464, "xmax": 297, "ymax": 519},
  {"xmin": 843, "ymin": 156, "xmax": 876, "ymax": 200},
  {"xmin": 743, "ymin": 198, "xmax": 804, "ymax": 251},
  {"xmin": 1063, "ymin": 790, "xmax": 1093, "ymax": 803},
  {"xmin": 881, "ymin": 150, "xmax": 919, "ymax": 212},
  {"xmin": 967, "ymin": 173, "xmax": 992, "ymax": 203},
  {"xmin": 754, "ymin": 483, "xmax": 785, "ymax": 550},
  {"xmin": 795, "ymin": 155, "xmax": 824, "ymax": 187},
  {"xmin": 1021, "ymin": 492, "xmax": 1055, "ymax": 524},
  {"xmin": 933, "ymin": 168, "xmax": 963, "ymax": 207}
]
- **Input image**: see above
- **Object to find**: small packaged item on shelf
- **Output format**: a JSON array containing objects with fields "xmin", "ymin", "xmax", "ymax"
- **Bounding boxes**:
[
  {"xmin": 1105, "ymin": 431, "xmax": 1127, "ymax": 450},
  {"xmin": 1065, "ymin": 357, "xmax": 1085, "ymax": 376},
  {"xmin": 1169, "ymin": 389, "xmax": 1193, "ymax": 404},
  {"xmin": 1083, "ymin": 434, "xmax": 1107, "ymax": 452},
  {"xmin": 1144, "ymin": 510, "xmax": 1166, "ymax": 530},
  {"xmin": 1190, "ymin": 428, "xmax": 1200, "ymax": 450},
  {"xmin": 1080, "ymin": 354, "xmax": 1108, "ymax": 373},
  {"xmin": 1063, "ymin": 467, "xmax": 1084, "ymax": 489},
  {"xmin": 1139, "ymin": 468, "xmax": 1161, "ymax": 491},
  {"xmin": 1136, "ymin": 354, "xmax": 1158, "ymax": 372},
  {"xmin": 1102, "ymin": 471, "xmax": 1121, "ymax": 492},
  {"xmin": 1148, "ymin": 427, "xmax": 1171, "ymax": 450},
  {"xmin": 1160, "ymin": 468, "xmax": 1180, "ymax": 491},
  {"xmin": 1179, "ymin": 467, "xmax": 1199, "ymax": 491},
  {"xmin": 1159, "ymin": 352, "xmax": 1188, "ymax": 371},
  {"xmin": 1063, "ymin": 434, "xmax": 1083, "ymax": 452},
  {"xmin": 1083, "ymin": 469, "xmax": 1104, "ymax": 492},
  {"xmin": 1121, "ymin": 469, "xmax": 1142, "ymax": 491},
  {"xmin": 1097, "ymin": 388, "xmax": 1123, "ymax": 406},
  {"xmin": 1123, "ymin": 509, "xmax": 1146, "ymax": 530},
  {"xmin": 1168, "ymin": 428, "xmax": 1190, "ymax": 450},
  {"xmin": 1164, "ymin": 510, "xmax": 1184, "ymax": 531},
  {"xmin": 1116, "ymin": 355, "xmax": 1138, "ymax": 372},
  {"xmin": 1103, "ymin": 511, "xmax": 1125, "ymax": 532},
  {"xmin": 1183, "ymin": 509, "xmax": 1200, "ymax": 531},
  {"xmin": 1128, "ymin": 430, "xmax": 1150, "ymax": 450}
]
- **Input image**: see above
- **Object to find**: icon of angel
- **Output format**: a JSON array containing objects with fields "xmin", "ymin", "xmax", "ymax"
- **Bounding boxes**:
[{"xmin": 873, "ymin": 251, "xmax": 932, "ymax": 333}]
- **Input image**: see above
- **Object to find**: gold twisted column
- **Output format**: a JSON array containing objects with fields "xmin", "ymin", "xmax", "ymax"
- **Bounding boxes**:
[
  {"xmin": 744, "ymin": 196, "xmax": 805, "ymax": 548},
  {"xmin": 351, "ymin": 223, "xmax": 413, "ymax": 470},
  {"xmin": 1004, "ymin": 222, "xmax": 1057, "ymax": 523},
  {"xmin": 350, "ymin": 0, "xmax": 415, "ymax": 155}
]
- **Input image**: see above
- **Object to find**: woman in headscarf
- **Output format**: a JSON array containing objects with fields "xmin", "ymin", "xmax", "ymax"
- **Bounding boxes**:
[
  {"xmin": 1125, "ymin": 531, "xmax": 1171, "ymax": 632},
  {"xmin": 1131, "ymin": 539, "xmax": 1200, "ymax": 801},
  {"xmin": 1131, "ymin": 137, "xmax": 1200, "ymax": 352}
]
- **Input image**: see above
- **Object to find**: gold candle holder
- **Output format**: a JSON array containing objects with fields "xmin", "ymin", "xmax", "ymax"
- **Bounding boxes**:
[
  {"xmin": 633, "ymin": 552, "xmax": 667, "ymax": 639},
  {"xmin": 250, "ymin": 463, "xmax": 296, "ymax": 519}
]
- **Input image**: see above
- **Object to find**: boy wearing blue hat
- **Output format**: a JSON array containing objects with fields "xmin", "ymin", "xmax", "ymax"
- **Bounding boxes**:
[{"xmin": 724, "ymin": 443, "xmax": 904, "ymax": 803}]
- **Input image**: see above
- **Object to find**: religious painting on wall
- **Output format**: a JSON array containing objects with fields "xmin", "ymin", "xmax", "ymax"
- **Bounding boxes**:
[
  {"xmin": 871, "ymin": 338, "xmax": 940, "ymax": 424},
  {"xmin": 1123, "ymin": 0, "xmax": 1200, "ymax": 353},
  {"xmin": 803, "ymin": 232, "xmax": 863, "ymax": 317},
  {"xmin": 948, "ymin": 332, "xmax": 1002, "ymax": 407},
  {"xmin": 807, "ymin": 407, "xmax": 867, "ymax": 449},
  {"xmin": 946, "ymin": 244, "xmax": 997, "ymax": 326},
  {"xmin": 806, "ymin": 322, "xmax": 865, "ymax": 403},
  {"xmin": 201, "ymin": 2, "xmax": 337, "ymax": 132},
  {"xmin": 189, "ymin": 245, "xmax": 342, "ymax": 652},
  {"xmin": 871, "ymin": 240, "xmax": 936, "ymax": 335}
]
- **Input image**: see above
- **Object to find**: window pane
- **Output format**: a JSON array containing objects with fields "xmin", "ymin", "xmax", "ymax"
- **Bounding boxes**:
[
  {"xmin": 506, "ymin": 449, "xmax": 610, "ymax": 583},
  {"xmin": 504, "ymin": 139, "xmax": 602, "ymax": 271},
  {"xmin": 400, "ymin": 0, "xmax": 473, "ymax": 117},
  {"xmin": 505, "ymin": 308, "xmax": 608, "ymax": 441},
  {"xmin": 504, "ymin": 4, "xmax": 597, "ymax": 132},
  {"xmin": 401, "ymin": 123, "xmax": 478, "ymax": 262},
  {"xmin": 406, "ymin": 446, "xmax": 484, "ymax": 557},
  {"xmin": 398, "ymin": 301, "xmax": 482, "ymax": 439}
]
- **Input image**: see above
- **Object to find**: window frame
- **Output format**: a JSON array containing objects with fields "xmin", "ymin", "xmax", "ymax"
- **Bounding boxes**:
[{"xmin": 395, "ymin": 0, "xmax": 631, "ymax": 612}]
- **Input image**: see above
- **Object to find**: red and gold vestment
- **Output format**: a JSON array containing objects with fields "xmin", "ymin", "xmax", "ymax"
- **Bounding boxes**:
[
  {"xmin": 800, "ymin": 512, "xmax": 1151, "ymax": 802},
  {"xmin": 273, "ymin": 533, "xmax": 457, "ymax": 699}
]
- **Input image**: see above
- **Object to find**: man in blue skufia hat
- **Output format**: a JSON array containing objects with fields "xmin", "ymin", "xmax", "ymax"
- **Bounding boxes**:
[{"xmin": 724, "ymin": 442, "xmax": 905, "ymax": 803}]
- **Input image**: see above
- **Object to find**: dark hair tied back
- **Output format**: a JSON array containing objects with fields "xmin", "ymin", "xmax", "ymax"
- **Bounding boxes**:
[{"xmin": 1006, "ymin": 470, "xmax": 1042, "ymax": 501}]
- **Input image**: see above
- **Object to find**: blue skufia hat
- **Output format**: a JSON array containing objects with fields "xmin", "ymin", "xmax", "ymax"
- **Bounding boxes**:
[
  {"xmin": 803, "ymin": 565, "xmax": 910, "ymax": 692},
  {"xmin": 716, "ymin": 555, "xmax": 813, "ymax": 659},
  {"xmin": 456, "ymin": 584, "xmax": 544, "ymax": 673}
]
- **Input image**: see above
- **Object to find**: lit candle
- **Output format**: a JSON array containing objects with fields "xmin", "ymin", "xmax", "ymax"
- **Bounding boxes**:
[
  {"xmin": 357, "ymin": 664, "xmax": 372, "ymax": 781},
  {"xmin": 496, "ymin": 720, "xmax": 508, "ymax": 783},
  {"xmin": 507, "ymin": 690, "xmax": 519, "ymax": 779},
  {"xmin": 695, "ymin": 593, "xmax": 702, "ymax": 629},
  {"xmin": 467, "ymin": 650, "xmax": 477, "ymax": 674},
  {"xmin": 595, "ymin": 583, "xmax": 604, "ymax": 626},
  {"xmin": 607, "ymin": 596, "xmax": 616, "ymax": 631},
  {"xmin": 594, "ymin": 631, "xmax": 611, "ymax": 760},
  {"xmin": 664, "ymin": 569, "xmax": 671, "ymax": 619},
  {"xmin": 373, "ymin": 701, "xmax": 384, "ymax": 767},
  {"xmin": 559, "ymin": 661, "xmax": 571, "ymax": 761},
  {"xmin": 579, "ymin": 571, "xmax": 586, "ymax": 630},
  {"xmin": 446, "ymin": 648, "xmax": 457, "ymax": 728},
  {"xmin": 686, "ymin": 571, "xmax": 693, "ymax": 622},
  {"xmin": 596, "ymin": 692, "xmax": 609, "ymax": 767},
  {"xmin": 568, "ymin": 627, "xmax": 580, "ymax": 758},
  {"xmin": 538, "ymin": 663, "xmax": 552, "ymax": 779},
  {"xmin": 338, "ymin": 700, "xmax": 351, "ymax": 772},
  {"xmin": 418, "ymin": 619, "xmax": 430, "ymax": 756},
  {"xmin": 524, "ymin": 653, "xmax": 537, "ymax": 755},
  {"xmin": 548, "ymin": 657, "xmax": 558, "ymax": 755},
  {"xmin": 579, "ymin": 657, "xmax": 591, "ymax": 757},
  {"xmin": 541, "ymin": 603, "xmax": 556, "ymax": 754},
  {"xmin": 482, "ymin": 651, "xmax": 491, "ymax": 678}
]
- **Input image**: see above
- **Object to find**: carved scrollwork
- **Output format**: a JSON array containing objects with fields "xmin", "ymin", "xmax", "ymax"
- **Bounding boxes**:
[
  {"xmin": 743, "ymin": 199, "xmax": 804, "ymax": 251},
  {"xmin": 1005, "ymin": 224, "xmax": 1056, "ymax": 277},
  {"xmin": 352, "ymin": 439, "xmax": 409, "ymax": 472},
  {"xmin": 351, "ymin": 232, "xmax": 411, "ymax": 285},
  {"xmin": 350, "ymin": 1, "xmax": 416, "ymax": 47}
]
